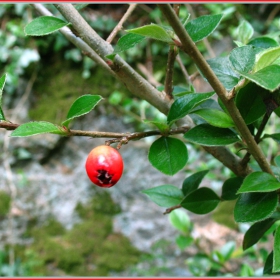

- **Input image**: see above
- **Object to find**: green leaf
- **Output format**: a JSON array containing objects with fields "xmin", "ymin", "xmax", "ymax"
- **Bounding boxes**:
[
  {"xmin": 264, "ymin": 251, "xmax": 274, "ymax": 275},
  {"xmin": 126, "ymin": 24, "xmax": 173, "ymax": 43},
  {"xmin": 0, "ymin": 73, "xmax": 7, "ymax": 121},
  {"xmin": 235, "ymin": 82, "xmax": 268, "ymax": 125},
  {"xmin": 234, "ymin": 192, "xmax": 278, "ymax": 223},
  {"xmin": 229, "ymin": 45, "xmax": 260, "ymax": 73},
  {"xmin": 254, "ymin": 46, "xmax": 280, "ymax": 72},
  {"xmin": 243, "ymin": 218, "xmax": 276, "ymax": 250},
  {"xmin": 169, "ymin": 209, "xmax": 192, "ymax": 233},
  {"xmin": 236, "ymin": 20, "xmax": 254, "ymax": 44},
  {"xmin": 11, "ymin": 121, "xmax": 63, "ymax": 137},
  {"xmin": 265, "ymin": 133, "xmax": 280, "ymax": 144},
  {"xmin": 148, "ymin": 137, "xmax": 188, "ymax": 176},
  {"xmin": 167, "ymin": 92, "xmax": 214, "ymax": 125},
  {"xmin": 239, "ymin": 64, "xmax": 280, "ymax": 92},
  {"xmin": 186, "ymin": 14, "xmax": 223, "ymax": 42},
  {"xmin": 237, "ymin": 172, "xmax": 280, "ymax": 194},
  {"xmin": 184, "ymin": 124, "xmax": 239, "ymax": 146},
  {"xmin": 143, "ymin": 119, "xmax": 170, "ymax": 134},
  {"xmin": 248, "ymin": 36, "xmax": 279, "ymax": 49},
  {"xmin": 207, "ymin": 57, "xmax": 240, "ymax": 91},
  {"xmin": 182, "ymin": 170, "xmax": 209, "ymax": 196},
  {"xmin": 221, "ymin": 177, "xmax": 243, "ymax": 201},
  {"xmin": 141, "ymin": 185, "xmax": 184, "ymax": 207},
  {"xmin": 113, "ymin": 33, "xmax": 145, "ymax": 54},
  {"xmin": 273, "ymin": 225, "xmax": 280, "ymax": 273},
  {"xmin": 191, "ymin": 108, "xmax": 235, "ymax": 128},
  {"xmin": 25, "ymin": 16, "xmax": 68, "ymax": 36},
  {"xmin": 62, "ymin": 95, "xmax": 103, "ymax": 127},
  {"xmin": 175, "ymin": 235, "xmax": 194, "ymax": 250},
  {"xmin": 181, "ymin": 187, "xmax": 220, "ymax": 215}
]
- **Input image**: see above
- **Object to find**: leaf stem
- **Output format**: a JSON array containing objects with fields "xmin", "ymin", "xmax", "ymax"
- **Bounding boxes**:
[{"xmin": 158, "ymin": 4, "xmax": 273, "ymax": 175}]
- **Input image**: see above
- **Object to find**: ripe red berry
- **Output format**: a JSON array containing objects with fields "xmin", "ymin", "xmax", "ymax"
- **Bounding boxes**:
[{"xmin": 85, "ymin": 145, "xmax": 124, "ymax": 188}]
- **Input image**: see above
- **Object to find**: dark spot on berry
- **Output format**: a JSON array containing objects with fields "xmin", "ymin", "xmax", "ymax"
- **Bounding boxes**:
[{"xmin": 97, "ymin": 169, "xmax": 113, "ymax": 185}]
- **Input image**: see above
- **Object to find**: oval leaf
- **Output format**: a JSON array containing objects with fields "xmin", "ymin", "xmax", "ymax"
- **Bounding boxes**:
[
  {"xmin": 186, "ymin": 14, "xmax": 223, "ymax": 42},
  {"xmin": 62, "ymin": 95, "xmax": 103, "ymax": 127},
  {"xmin": 169, "ymin": 209, "xmax": 192, "ymax": 233},
  {"xmin": 234, "ymin": 192, "xmax": 278, "ymax": 223},
  {"xmin": 237, "ymin": 171, "xmax": 280, "ymax": 194},
  {"xmin": 207, "ymin": 56, "xmax": 240, "ymax": 91},
  {"xmin": 184, "ymin": 124, "xmax": 239, "ymax": 146},
  {"xmin": 181, "ymin": 187, "xmax": 220, "ymax": 215},
  {"xmin": 141, "ymin": 185, "xmax": 184, "ymax": 207},
  {"xmin": 167, "ymin": 92, "xmax": 214, "ymax": 125},
  {"xmin": 25, "ymin": 16, "xmax": 68, "ymax": 36},
  {"xmin": 254, "ymin": 46, "xmax": 280, "ymax": 72},
  {"xmin": 248, "ymin": 36, "xmax": 279, "ymax": 49},
  {"xmin": 243, "ymin": 218, "xmax": 276, "ymax": 250},
  {"xmin": 229, "ymin": 45, "xmax": 259, "ymax": 74},
  {"xmin": 237, "ymin": 20, "xmax": 254, "ymax": 44},
  {"xmin": 148, "ymin": 136, "xmax": 188, "ymax": 176},
  {"xmin": 143, "ymin": 119, "xmax": 169, "ymax": 134},
  {"xmin": 182, "ymin": 170, "xmax": 209, "ymax": 196},
  {"xmin": 113, "ymin": 33, "xmax": 145, "ymax": 54},
  {"xmin": 11, "ymin": 121, "xmax": 63, "ymax": 137},
  {"xmin": 273, "ymin": 225, "xmax": 280, "ymax": 273},
  {"xmin": 191, "ymin": 108, "xmax": 234, "ymax": 128},
  {"xmin": 239, "ymin": 64, "xmax": 280, "ymax": 92},
  {"xmin": 221, "ymin": 177, "xmax": 243, "ymax": 200},
  {"xmin": 126, "ymin": 24, "xmax": 173, "ymax": 43}
]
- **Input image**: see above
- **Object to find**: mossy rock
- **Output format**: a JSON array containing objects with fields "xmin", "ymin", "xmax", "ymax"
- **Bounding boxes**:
[{"xmin": 20, "ymin": 190, "xmax": 141, "ymax": 276}]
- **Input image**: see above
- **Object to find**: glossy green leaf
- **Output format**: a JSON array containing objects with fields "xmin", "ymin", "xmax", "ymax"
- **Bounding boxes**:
[
  {"xmin": 264, "ymin": 133, "xmax": 280, "ymax": 144},
  {"xmin": 236, "ymin": 20, "xmax": 254, "ymax": 44},
  {"xmin": 263, "ymin": 251, "xmax": 274, "ymax": 275},
  {"xmin": 239, "ymin": 64, "xmax": 280, "ymax": 92},
  {"xmin": 221, "ymin": 177, "xmax": 243, "ymax": 200},
  {"xmin": 126, "ymin": 24, "xmax": 173, "ymax": 43},
  {"xmin": 184, "ymin": 124, "xmax": 239, "ymax": 146},
  {"xmin": 0, "ymin": 73, "xmax": 7, "ymax": 121},
  {"xmin": 235, "ymin": 82, "xmax": 267, "ymax": 125},
  {"xmin": 186, "ymin": 14, "xmax": 223, "ymax": 42},
  {"xmin": 191, "ymin": 108, "xmax": 235, "ymax": 128},
  {"xmin": 273, "ymin": 225, "xmax": 280, "ymax": 273},
  {"xmin": 167, "ymin": 92, "xmax": 214, "ymax": 125},
  {"xmin": 254, "ymin": 46, "xmax": 280, "ymax": 72},
  {"xmin": 113, "ymin": 33, "xmax": 145, "ymax": 54},
  {"xmin": 25, "ymin": 16, "xmax": 68, "ymax": 36},
  {"xmin": 181, "ymin": 187, "xmax": 220, "ymax": 214},
  {"xmin": 141, "ymin": 185, "xmax": 184, "ymax": 207},
  {"xmin": 11, "ymin": 121, "xmax": 63, "ymax": 137},
  {"xmin": 234, "ymin": 192, "xmax": 278, "ymax": 223},
  {"xmin": 182, "ymin": 170, "xmax": 209, "ymax": 196},
  {"xmin": 169, "ymin": 209, "xmax": 192, "ymax": 233},
  {"xmin": 148, "ymin": 137, "xmax": 188, "ymax": 175},
  {"xmin": 207, "ymin": 57, "xmax": 240, "ymax": 91},
  {"xmin": 229, "ymin": 45, "xmax": 259, "ymax": 73},
  {"xmin": 243, "ymin": 218, "xmax": 276, "ymax": 250},
  {"xmin": 143, "ymin": 119, "xmax": 170, "ymax": 133},
  {"xmin": 237, "ymin": 172, "xmax": 280, "ymax": 194},
  {"xmin": 62, "ymin": 95, "xmax": 103, "ymax": 127},
  {"xmin": 248, "ymin": 36, "xmax": 279, "ymax": 49}
]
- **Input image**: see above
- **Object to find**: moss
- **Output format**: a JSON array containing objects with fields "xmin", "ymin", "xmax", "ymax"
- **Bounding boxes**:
[
  {"xmin": 20, "ymin": 191, "xmax": 141, "ymax": 276},
  {"xmin": 0, "ymin": 191, "xmax": 11, "ymax": 216}
]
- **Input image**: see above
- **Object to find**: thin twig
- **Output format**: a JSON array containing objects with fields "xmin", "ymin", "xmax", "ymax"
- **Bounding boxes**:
[
  {"xmin": 176, "ymin": 54, "xmax": 191, "ymax": 86},
  {"xmin": 163, "ymin": 205, "xmax": 181, "ymax": 214},
  {"xmin": 106, "ymin": 4, "xmax": 137, "ymax": 43}
]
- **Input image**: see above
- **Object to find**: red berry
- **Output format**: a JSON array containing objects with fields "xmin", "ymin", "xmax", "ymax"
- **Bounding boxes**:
[{"xmin": 85, "ymin": 145, "xmax": 124, "ymax": 188}]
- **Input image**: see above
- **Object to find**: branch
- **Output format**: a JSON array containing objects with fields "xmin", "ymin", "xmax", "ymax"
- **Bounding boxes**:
[
  {"xmin": 158, "ymin": 4, "xmax": 273, "ymax": 175},
  {"xmin": 106, "ymin": 4, "xmax": 137, "ymax": 43},
  {"xmin": 54, "ymin": 4, "xmax": 172, "ymax": 115}
]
